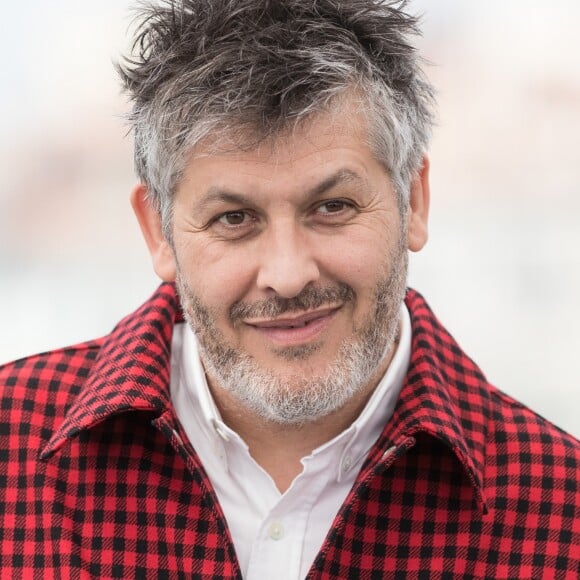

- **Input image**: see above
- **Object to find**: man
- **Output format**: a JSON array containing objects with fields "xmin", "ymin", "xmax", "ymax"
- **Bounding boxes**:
[{"xmin": 0, "ymin": 0, "xmax": 578, "ymax": 577}]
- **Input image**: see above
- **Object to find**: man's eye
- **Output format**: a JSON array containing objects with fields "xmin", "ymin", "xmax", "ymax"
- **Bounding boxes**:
[
  {"xmin": 217, "ymin": 211, "xmax": 249, "ymax": 226},
  {"xmin": 317, "ymin": 200, "xmax": 349, "ymax": 214}
]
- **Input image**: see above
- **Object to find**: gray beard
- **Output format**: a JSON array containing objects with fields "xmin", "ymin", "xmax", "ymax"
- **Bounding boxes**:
[{"xmin": 176, "ymin": 240, "xmax": 408, "ymax": 426}]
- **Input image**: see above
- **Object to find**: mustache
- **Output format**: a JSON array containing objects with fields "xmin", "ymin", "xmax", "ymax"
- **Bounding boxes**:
[{"xmin": 230, "ymin": 283, "xmax": 355, "ymax": 322}]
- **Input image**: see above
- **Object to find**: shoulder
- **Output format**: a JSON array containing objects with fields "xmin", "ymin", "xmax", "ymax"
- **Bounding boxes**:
[
  {"xmin": 485, "ymin": 383, "xmax": 579, "ymax": 476},
  {"xmin": 0, "ymin": 339, "xmax": 104, "ymax": 441},
  {"xmin": 405, "ymin": 287, "xmax": 579, "ymax": 450},
  {"xmin": 404, "ymin": 287, "xmax": 579, "ymax": 503}
]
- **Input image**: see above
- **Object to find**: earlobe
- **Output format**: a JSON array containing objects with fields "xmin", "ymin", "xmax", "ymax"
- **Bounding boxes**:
[
  {"xmin": 130, "ymin": 184, "xmax": 177, "ymax": 282},
  {"xmin": 407, "ymin": 156, "xmax": 430, "ymax": 252}
]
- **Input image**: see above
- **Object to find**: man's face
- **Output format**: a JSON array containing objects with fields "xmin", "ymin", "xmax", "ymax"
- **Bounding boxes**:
[{"xmin": 134, "ymin": 106, "xmax": 429, "ymax": 424}]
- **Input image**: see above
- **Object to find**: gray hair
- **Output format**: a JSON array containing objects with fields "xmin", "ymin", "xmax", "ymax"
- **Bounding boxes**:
[{"xmin": 117, "ymin": 0, "xmax": 435, "ymax": 238}]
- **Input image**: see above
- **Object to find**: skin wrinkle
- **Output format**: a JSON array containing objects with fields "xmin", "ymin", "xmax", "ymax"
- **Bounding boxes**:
[
  {"xmin": 194, "ymin": 168, "xmax": 365, "ymax": 218},
  {"xmin": 177, "ymin": 132, "xmax": 404, "ymax": 241}
]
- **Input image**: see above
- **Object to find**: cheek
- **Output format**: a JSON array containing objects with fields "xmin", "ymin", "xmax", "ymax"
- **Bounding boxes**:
[
  {"xmin": 177, "ymin": 240, "xmax": 259, "ymax": 308},
  {"xmin": 317, "ymin": 228, "xmax": 392, "ymax": 285}
]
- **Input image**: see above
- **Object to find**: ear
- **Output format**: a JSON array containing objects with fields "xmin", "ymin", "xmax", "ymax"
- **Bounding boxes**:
[
  {"xmin": 406, "ymin": 155, "xmax": 430, "ymax": 252},
  {"xmin": 130, "ymin": 184, "xmax": 177, "ymax": 282}
]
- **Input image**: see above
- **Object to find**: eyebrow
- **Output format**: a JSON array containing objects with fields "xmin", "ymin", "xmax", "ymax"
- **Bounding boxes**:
[{"xmin": 195, "ymin": 168, "xmax": 366, "ymax": 211}]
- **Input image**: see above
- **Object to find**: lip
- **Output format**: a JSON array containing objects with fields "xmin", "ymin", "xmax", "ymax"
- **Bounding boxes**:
[{"xmin": 246, "ymin": 306, "xmax": 340, "ymax": 345}]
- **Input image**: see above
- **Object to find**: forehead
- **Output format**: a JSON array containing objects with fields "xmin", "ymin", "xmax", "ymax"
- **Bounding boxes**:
[{"xmin": 180, "ymin": 106, "xmax": 382, "ymax": 190}]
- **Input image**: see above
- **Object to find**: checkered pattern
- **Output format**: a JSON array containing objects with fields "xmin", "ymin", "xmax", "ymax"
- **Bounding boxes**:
[{"xmin": 1, "ymin": 283, "xmax": 578, "ymax": 578}]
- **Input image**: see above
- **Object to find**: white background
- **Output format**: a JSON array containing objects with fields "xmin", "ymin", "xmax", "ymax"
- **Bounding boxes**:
[{"xmin": 1, "ymin": 1, "xmax": 579, "ymax": 437}]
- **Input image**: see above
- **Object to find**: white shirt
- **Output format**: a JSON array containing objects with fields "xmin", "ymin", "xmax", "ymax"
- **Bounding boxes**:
[{"xmin": 170, "ymin": 305, "xmax": 411, "ymax": 579}]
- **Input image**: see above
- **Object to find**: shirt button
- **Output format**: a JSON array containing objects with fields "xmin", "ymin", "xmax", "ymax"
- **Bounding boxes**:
[
  {"xmin": 268, "ymin": 521, "xmax": 284, "ymax": 541},
  {"xmin": 382, "ymin": 445, "xmax": 397, "ymax": 461}
]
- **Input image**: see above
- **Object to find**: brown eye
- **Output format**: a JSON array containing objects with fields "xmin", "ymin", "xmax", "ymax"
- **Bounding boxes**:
[
  {"xmin": 218, "ymin": 211, "xmax": 247, "ymax": 225},
  {"xmin": 318, "ymin": 200, "xmax": 347, "ymax": 214}
]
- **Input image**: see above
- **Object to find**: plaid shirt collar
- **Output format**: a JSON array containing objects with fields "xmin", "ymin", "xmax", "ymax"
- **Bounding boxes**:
[{"xmin": 41, "ymin": 283, "xmax": 488, "ymax": 511}]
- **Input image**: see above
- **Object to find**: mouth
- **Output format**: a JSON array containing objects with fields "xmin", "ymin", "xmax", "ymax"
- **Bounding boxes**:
[{"xmin": 245, "ymin": 306, "xmax": 341, "ymax": 345}]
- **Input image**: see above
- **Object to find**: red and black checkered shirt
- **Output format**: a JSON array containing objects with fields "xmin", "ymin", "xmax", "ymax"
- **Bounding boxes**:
[{"xmin": 1, "ymin": 284, "xmax": 578, "ymax": 578}]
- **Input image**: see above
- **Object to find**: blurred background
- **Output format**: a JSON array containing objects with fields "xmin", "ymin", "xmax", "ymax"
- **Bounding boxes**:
[{"xmin": 1, "ymin": 1, "xmax": 579, "ymax": 438}]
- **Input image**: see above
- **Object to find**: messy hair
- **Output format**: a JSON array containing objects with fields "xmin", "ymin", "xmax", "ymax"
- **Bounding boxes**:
[{"xmin": 117, "ymin": 0, "xmax": 435, "ymax": 237}]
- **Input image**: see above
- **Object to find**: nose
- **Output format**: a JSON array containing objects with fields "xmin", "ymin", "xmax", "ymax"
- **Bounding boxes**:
[{"xmin": 256, "ymin": 221, "xmax": 320, "ymax": 298}]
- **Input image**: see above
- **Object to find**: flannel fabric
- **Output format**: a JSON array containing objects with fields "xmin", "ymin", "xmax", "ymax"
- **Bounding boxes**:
[{"xmin": 0, "ymin": 283, "xmax": 578, "ymax": 579}]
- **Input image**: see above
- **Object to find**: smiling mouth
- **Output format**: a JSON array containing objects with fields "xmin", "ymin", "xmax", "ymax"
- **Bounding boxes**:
[
  {"xmin": 247, "ymin": 307, "xmax": 340, "ymax": 328},
  {"xmin": 245, "ymin": 306, "xmax": 341, "ymax": 345}
]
